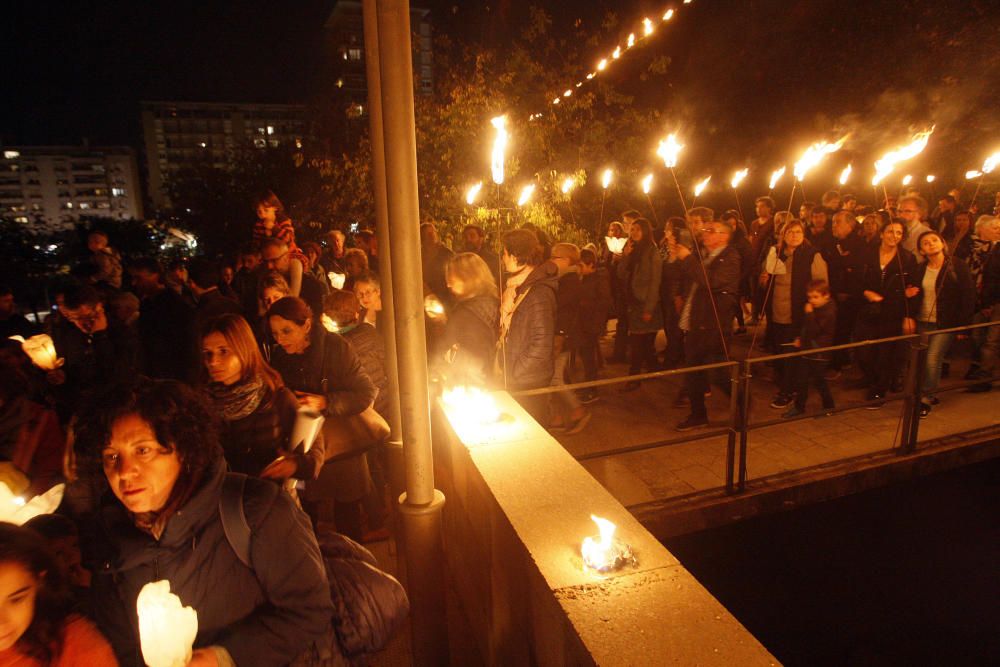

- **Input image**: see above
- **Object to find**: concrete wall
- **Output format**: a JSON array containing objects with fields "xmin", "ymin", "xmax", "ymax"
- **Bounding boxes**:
[{"xmin": 434, "ymin": 391, "xmax": 777, "ymax": 666}]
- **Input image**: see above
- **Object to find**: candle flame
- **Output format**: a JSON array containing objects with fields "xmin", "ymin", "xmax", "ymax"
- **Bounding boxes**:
[
  {"xmin": 517, "ymin": 183, "xmax": 535, "ymax": 206},
  {"xmin": 561, "ymin": 177, "xmax": 575, "ymax": 194},
  {"xmin": 794, "ymin": 136, "xmax": 848, "ymax": 182},
  {"xmin": 643, "ymin": 18, "xmax": 654, "ymax": 35},
  {"xmin": 490, "ymin": 116, "xmax": 508, "ymax": 185},
  {"xmin": 730, "ymin": 168, "xmax": 749, "ymax": 189},
  {"xmin": 966, "ymin": 170, "xmax": 983, "ymax": 180},
  {"xmin": 656, "ymin": 133, "xmax": 684, "ymax": 169},
  {"xmin": 627, "ymin": 33, "xmax": 635, "ymax": 48},
  {"xmin": 902, "ymin": 174, "xmax": 913, "ymax": 186},
  {"xmin": 871, "ymin": 127, "xmax": 934, "ymax": 186},
  {"xmin": 839, "ymin": 164, "xmax": 852, "ymax": 186},
  {"xmin": 694, "ymin": 175, "xmax": 711, "ymax": 197},
  {"xmin": 769, "ymin": 166, "xmax": 786, "ymax": 190},
  {"xmin": 441, "ymin": 386, "xmax": 501, "ymax": 425},
  {"xmin": 641, "ymin": 173, "xmax": 653, "ymax": 194},
  {"xmin": 424, "ymin": 294, "xmax": 446, "ymax": 320},
  {"xmin": 926, "ymin": 175, "xmax": 936, "ymax": 183},
  {"xmin": 982, "ymin": 151, "xmax": 1000, "ymax": 174},
  {"xmin": 465, "ymin": 182, "xmax": 483, "ymax": 205},
  {"xmin": 581, "ymin": 515, "xmax": 619, "ymax": 571},
  {"xmin": 10, "ymin": 334, "xmax": 63, "ymax": 371},
  {"xmin": 663, "ymin": 9, "xmax": 675, "ymax": 20},
  {"xmin": 597, "ymin": 58, "xmax": 608, "ymax": 71},
  {"xmin": 601, "ymin": 168, "xmax": 613, "ymax": 190}
]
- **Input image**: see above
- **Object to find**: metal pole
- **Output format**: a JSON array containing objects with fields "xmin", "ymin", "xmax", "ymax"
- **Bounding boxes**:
[
  {"xmin": 361, "ymin": 0, "xmax": 403, "ymax": 491},
  {"xmin": 725, "ymin": 363, "xmax": 740, "ymax": 493},
  {"xmin": 899, "ymin": 336, "xmax": 927, "ymax": 455},
  {"xmin": 369, "ymin": 1, "xmax": 448, "ymax": 664},
  {"xmin": 737, "ymin": 360, "xmax": 753, "ymax": 491}
]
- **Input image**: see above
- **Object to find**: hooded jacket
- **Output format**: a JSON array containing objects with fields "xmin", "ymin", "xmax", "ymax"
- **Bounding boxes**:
[{"xmin": 502, "ymin": 263, "xmax": 557, "ymax": 390}]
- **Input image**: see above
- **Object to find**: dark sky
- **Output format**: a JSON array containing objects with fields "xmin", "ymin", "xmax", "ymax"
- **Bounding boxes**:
[{"xmin": 3, "ymin": 0, "xmax": 998, "ymax": 186}]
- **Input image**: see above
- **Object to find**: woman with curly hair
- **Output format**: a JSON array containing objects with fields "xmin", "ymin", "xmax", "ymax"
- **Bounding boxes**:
[{"xmin": 0, "ymin": 523, "xmax": 117, "ymax": 665}]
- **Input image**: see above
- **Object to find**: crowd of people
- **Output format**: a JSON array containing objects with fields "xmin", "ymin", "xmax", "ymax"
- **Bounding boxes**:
[{"xmin": 0, "ymin": 183, "xmax": 998, "ymax": 664}]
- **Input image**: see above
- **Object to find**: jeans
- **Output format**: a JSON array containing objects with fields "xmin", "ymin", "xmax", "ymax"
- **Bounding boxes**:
[
  {"xmin": 769, "ymin": 322, "xmax": 798, "ymax": 396},
  {"xmin": 973, "ymin": 304, "xmax": 1000, "ymax": 372},
  {"xmin": 551, "ymin": 348, "xmax": 581, "ymax": 413},
  {"xmin": 917, "ymin": 321, "xmax": 954, "ymax": 392},
  {"xmin": 794, "ymin": 357, "xmax": 834, "ymax": 410}
]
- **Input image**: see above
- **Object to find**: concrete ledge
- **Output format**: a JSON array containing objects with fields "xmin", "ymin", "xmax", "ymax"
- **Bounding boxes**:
[{"xmin": 434, "ymin": 391, "xmax": 776, "ymax": 666}]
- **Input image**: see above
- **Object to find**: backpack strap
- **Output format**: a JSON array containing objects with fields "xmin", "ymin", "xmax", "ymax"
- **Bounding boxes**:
[{"xmin": 219, "ymin": 473, "xmax": 252, "ymax": 568}]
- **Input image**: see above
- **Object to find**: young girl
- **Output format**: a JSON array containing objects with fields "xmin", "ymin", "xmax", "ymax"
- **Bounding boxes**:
[
  {"xmin": 253, "ymin": 190, "xmax": 306, "ymax": 297},
  {"xmin": 0, "ymin": 523, "xmax": 117, "ymax": 666}
]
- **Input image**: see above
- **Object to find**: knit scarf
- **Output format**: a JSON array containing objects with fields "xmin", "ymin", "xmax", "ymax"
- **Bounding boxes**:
[
  {"xmin": 205, "ymin": 376, "xmax": 266, "ymax": 421},
  {"xmin": 500, "ymin": 267, "xmax": 531, "ymax": 336}
]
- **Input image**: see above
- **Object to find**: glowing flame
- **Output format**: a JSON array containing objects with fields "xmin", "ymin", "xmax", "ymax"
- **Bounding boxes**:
[
  {"xmin": 586, "ymin": 72, "xmax": 595, "ymax": 79},
  {"xmin": 552, "ymin": 98, "xmax": 560, "ymax": 105},
  {"xmin": 663, "ymin": 9, "xmax": 675, "ymax": 20},
  {"xmin": 694, "ymin": 175, "xmax": 711, "ymax": 197},
  {"xmin": 641, "ymin": 173, "xmax": 653, "ymax": 194},
  {"xmin": 9, "ymin": 334, "xmax": 63, "ymax": 371},
  {"xmin": 966, "ymin": 170, "xmax": 983, "ymax": 180},
  {"xmin": 982, "ymin": 151, "xmax": 1000, "ymax": 174},
  {"xmin": 424, "ymin": 294, "xmax": 446, "ymax": 320},
  {"xmin": 837, "ymin": 164, "xmax": 851, "ymax": 186},
  {"xmin": 490, "ymin": 116, "xmax": 508, "ymax": 185},
  {"xmin": 612, "ymin": 46, "xmax": 622, "ymax": 59},
  {"xmin": 902, "ymin": 174, "xmax": 913, "ymax": 186},
  {"xmin": 769, "ymin": 166, "xmax": 786, "ymax": 190},
  {"xmin": 643, "ymin": 18, "xmax": 654, "ymax": 35},
  {"xmin": 327, "ymin": 271, "xmax": 346, "ymax": 290},
  {"xmin": 517, "ymin": 183, "xmax": 535, "ymax": 206},
  {"xmin": 871, "ymin": 127, "xmax": 934, "ymax": 186},
  {"xmin": 601, "ymin": 168, "xmax": 613, "ymax": 190},
  {"xmin": 581, "ymin": 515, "xmax": 622, "ymax": 571},
  {"xmin": 657, "ymin": 133, "xmax": 684, "ymax": 168},
  {"xmin": 561, "ymin": 177, "xmax": 576, "ymax": 194},
  {"xmin": 597, "ymin": 58, "xmax": 608, "ymax": 71},
  {"xmin": 440, "ymin": 386, "xmax": 517, "ymax": 445},
  {"xmin": 627, "ymin": 33, "xmax": 635, "ymax": 48},
  {"xmin": 926, "ymin": 175, "xmax": 936, "ymax": 183},
  {"xmin": 137, "ymin": 580, "xmax": 199, "ymax": 667},
  {"xmin": 465, "ymin": 181, "xmax": 483, "ymax": 205},
  {"xmin": 794, "ymin": 136, "xmax": 848, "ymax": 182},
  {"xmin": 730, "ymin": 168, "xmax": 749, "ymax": 189},
  {"xmin": 563, "ymin": 89, "xmax": 572, "ymax": 98},
  {"xmin": 320, "ymin": 313, "xmax": 340, "ymax": 333}
]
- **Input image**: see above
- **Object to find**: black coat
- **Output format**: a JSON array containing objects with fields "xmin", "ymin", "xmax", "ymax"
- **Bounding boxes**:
[
  {"xmin": 680, "ymin": 245, "xmax": 741, "ymax": 332},
  {"xmin": 855, "ymin": 245, "xmax": 919, "ymax": 322},
  {"xmin": 555, "ymin": 270, "xmax": 583, "ymax": 347},
  {"xmin": 89, "ymin": 461, "xmax": 333, "ymax": 666},
  {"xmin": 503, "ymin": 263, "xmax": 557, "ymax": 390},
  {"xmin": 138, "ymin": 287, "xmax": 198, "ymax": 383},
  {"xmin": 912, "ymin": 257, "xmax": 977, "ymax": 328},
  {"xmin": 579, "ymin": 268, "xmax": 612, "ymax": 337},
  {"xmin": 51, "ymin": 320, "xmax": 140, "ymax": 421},
  {"xmin": 269, "ymin": 329, "xmax": 376, "ymax": 418},
  {"xmin": 194, "ymin": 288, "xmax": 243, "ymax": 329},
  {"xmin": 438, "ymin": 293, "xmax": 499, "ymax": 381},
  {"xmin": 829, "ymin": 231, "xmax": 867, "ymax": 296},
  {"xmin": 341, "ymin": 322, "xmax": 390, "ymax": 416}
]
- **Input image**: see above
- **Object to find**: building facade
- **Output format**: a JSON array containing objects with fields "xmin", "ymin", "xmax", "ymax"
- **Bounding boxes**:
[
  {"xmin": 0, "ymin": 146, "xmax": 143, "ymax": 229},
  {"xmin": 140, "ymin": 100, "xmax": 308, "ymax": 209},
  {"xmin": 324, "ymin": 0, "xmax": 433, "ymax": 104}
]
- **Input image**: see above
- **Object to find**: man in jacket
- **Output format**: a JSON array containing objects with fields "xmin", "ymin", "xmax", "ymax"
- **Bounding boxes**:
[
  {"xmin": 188, "ymin": 257, "xmax": 243, "ymax": 328},
  {"xmin": 749, "ymin": 197, "xmax": 776, "ymax": 324},
  {"xmin": 675, "ymin": 219, "xmax": 741, "ymax": 431},
  {"xmin": 128, "ymin": 257, "xmax": 199, "ymax": 383},
  {"xmin": 828, "ymin": 211, "xmax": 866, "ymax": 373}
]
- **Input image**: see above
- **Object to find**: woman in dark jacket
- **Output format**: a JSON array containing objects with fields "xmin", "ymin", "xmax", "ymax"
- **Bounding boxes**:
[
  {"xmin": 267, "ymin": 296, "xmax": 377, "ymax": 540},
  {"xmin": 616, "ymin": 218, "xmax": 663, "ymax": 388},
  {"xmin": 201, "ymin": 313, "xmax": 324, "ymax": 484},
  {"xmin": 438, "ymin": 252, "xmax": 499, "ymax": 385},
  {"xmin": 498, "ymin": 229, "xmax": 557, "ymax": 420},
  {"xmin": 853, "ymin": 219, "xmax": 919, "ymax": 404},
  {"xmin": 76, "ymin": 378, "xmax": 333, "ymax": 667},
  {"xmin": 911, "ymin": 231, "xmax": 977, "ymax": 417}
]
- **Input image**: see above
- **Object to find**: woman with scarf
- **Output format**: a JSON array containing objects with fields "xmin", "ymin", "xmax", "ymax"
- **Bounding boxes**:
[
  {"xmin": 617, "ymin": 218, "xmax": 662, "ymax": 391},
  {"xmin": 200, "ymin": 314, "xmax": 324, "ymax": 486}
]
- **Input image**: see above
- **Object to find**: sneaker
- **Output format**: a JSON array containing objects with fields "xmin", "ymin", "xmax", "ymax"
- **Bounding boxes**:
[
  {"xmin": 565, "ymin": 410, "xmax": 592, "ymax": 435},
  {"xmin": 782, "ymin": 406, "xmax": 804, "ymax": 418},
  {"xmin": 675, "ymin": 415, "xmax": 709, "ymax": 431},
  {"xmin": 770, "ymin": 394, "xmax": 793, "ymax": 409},
  {"xmin": 919, "ymin": 402, "xmax": 932, "ymax": 419}
]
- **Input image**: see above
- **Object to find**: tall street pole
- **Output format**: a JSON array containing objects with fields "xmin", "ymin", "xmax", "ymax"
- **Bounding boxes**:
[{"xmin": 367, "ymin": 0, "xmax": 449, "ymax": 664}]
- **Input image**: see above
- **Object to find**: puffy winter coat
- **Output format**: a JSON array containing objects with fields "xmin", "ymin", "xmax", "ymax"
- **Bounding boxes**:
[
  {"xmin": 437, "ymin": 293, "xmax": 499, "ymax": 382},
  {"xmin": 502, "ymin": 263, "xmax": 557, "ymax": 390}
]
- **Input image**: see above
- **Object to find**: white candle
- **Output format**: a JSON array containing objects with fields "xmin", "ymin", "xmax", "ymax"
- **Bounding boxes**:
[{"xmin": 137, "ymin": 580, "xmax": 199, "ymax": 667}]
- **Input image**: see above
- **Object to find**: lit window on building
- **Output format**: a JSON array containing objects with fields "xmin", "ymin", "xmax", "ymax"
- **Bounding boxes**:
[
  {"xmin": 79, "ymin": 202, "xmax": 90, "ymax": 210},
  {"xmin": 112, "ymin": 187, "xmax": 126, "ymax": 197},
  {"xmin": 14, "ymin": 216, "xmax": 28, "ymax": 223},
  {"xmin": 266, "ymin": 125, "xmax": 275, "ymax": 135},
  {"xmin": 348, "ymin": 48, "xmax": 362, "ymax": 61},
  {"xmin": 3, "ymin": 151, "xmax": 19, "ymax": 160},
  {"xmin": 295, "ymin": 138, "xmax": 303, "ymax": 149},
  {"xmin": 336, "ymin": 79, "xmax": 344, "ymax": 88}
]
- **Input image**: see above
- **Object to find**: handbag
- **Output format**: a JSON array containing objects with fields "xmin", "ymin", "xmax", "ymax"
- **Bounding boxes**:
[{"xmin": 321, "ymin": 406, "xmax": 389, "ymax": 462}]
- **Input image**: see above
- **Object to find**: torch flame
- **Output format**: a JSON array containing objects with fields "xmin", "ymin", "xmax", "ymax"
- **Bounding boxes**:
[
  {"xmin": 902, "ymin": 174, "xmax": 913, "ymax": 186},
  {"xmin": 643, "ymin": 18, "xmax": 654, "ymax": 36},
  {"xmin": 731, "ymin": 168, "xmax": 749, "ymax": 189},
  {"xmin": 563, "ymin": 89, "xmax": 572, "ymax": 98},
  {"xmin": 490, "ymin": 116, "xmax": 508, "ymax": 185},
  {"xmin": 597, "ymin": 58, "xmax": 608, "ymax": 71},
  {"xmin": 601, "ymin": 168, "xmax": 613, "ymax": 190},
  {"xmin": 794, "ymin": 136, "xmax": 848, "ymax": 182},
  {"xmin": 612, "ymin": 46, "xmax": 622, "ymax": 60},
  {"xmin": 627, "ymin": 33, "xmax": 635, "ymax": 48},
  {"xmin": 586, "ymin": 72, "xmax": 595, "ymax": 79},
  {"xmin": 561, "ymin": 177, "xmax": 575, "ymax": 194},
  {"xmin": 663, "ymin": 9, "xmax": 675, "ymax": 20},
  {"xmin": 926, "ymin": 175, "xmax": 936, "ymax": 183},
  {"xmin": 769, "ymin": 166, "xmax": 786, "ymax": 190},
  {"xmin": 517, "ymin": 183, "xmax": 535, "ymax": 206},
  {"xmin": 982, "ymin": 151, "xmax": 1000, "ymax": 174},
  {"xmin": 694, "ymin": 175, "xmax": 711, "ymax": 198},
  {"xmin": 871, "ymin": 127, "xmax": 934, "ymax": 186},
  {"xmin": 839, "ymin": 164, "xmax": 852, "ymax": 186},
  {"xmin": 966, "ymin": 170, "xmax": 983, "ymax": 180},
  {"xmin": 641, "ymin": 173, "xmax": 653, "ymax": 194},
  {"xmin": 465, "ymin": 182, "xmax": 483, "ymax": 205},
  {"xmin": 656, "ymin": 133, "xmax": 684, "ymax": 169}
]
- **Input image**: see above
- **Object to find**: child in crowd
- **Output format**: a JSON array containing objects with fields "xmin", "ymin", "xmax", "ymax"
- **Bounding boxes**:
[
  {"xmin": 784, "ymin": 280, "xmax": 837, "ymax": 418},
  {"xmin": 576, "ymin": 248, "xmax": 612, "ymax": 404},
  {"xmin": 253, "ymin": 190, "xmax": 306, "ymax": 296},
  {"xmin": 0, "ymin": 523, "xmax": 117, "ymax": 666}
]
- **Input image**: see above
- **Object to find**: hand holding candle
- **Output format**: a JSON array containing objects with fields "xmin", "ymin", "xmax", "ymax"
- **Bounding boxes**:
[
  {"xmin": 9, "ymin": 334, "xmax": 64, "ymax": 371},
  {"xmin": 137, "ymin": 580, "xmax": 198, "ymax": 667}
]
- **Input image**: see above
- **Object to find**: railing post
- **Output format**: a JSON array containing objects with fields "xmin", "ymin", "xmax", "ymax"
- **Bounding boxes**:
[
  {"xmin": 725, "ymin": 363, "xmax": 739, "ymax": 493},
  {"xmin": 737, "ymin": 360, "xmax": 753, "ymax": 492},
  {"xmin": 899, "ymin": 335, "xmax": 928, "ymax": 455}
]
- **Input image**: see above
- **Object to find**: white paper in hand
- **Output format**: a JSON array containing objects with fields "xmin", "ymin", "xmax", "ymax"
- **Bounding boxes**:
[{"xmin": 291, "ymin": 407, "xmax": 324, "ymax": 453}]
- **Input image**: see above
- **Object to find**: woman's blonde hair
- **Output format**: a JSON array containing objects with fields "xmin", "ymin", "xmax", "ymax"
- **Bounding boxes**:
[
  {"xmin": 446, "ymin": 252, "xmax": 497, "ymax": 299},
  {"xmin": 200, "ymin": 313, "xmax": 283, "ymax": 393}
]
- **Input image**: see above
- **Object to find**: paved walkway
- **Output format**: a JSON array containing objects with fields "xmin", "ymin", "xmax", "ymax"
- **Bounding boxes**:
[{"xmin": 548, "ymin": 326, "xmax": 1000, "ymax": 509}]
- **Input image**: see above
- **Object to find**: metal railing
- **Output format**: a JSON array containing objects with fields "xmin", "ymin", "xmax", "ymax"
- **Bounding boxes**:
[{"xmin": 510, "ymin": 319, "xmax": 1000, "ymax": 497}]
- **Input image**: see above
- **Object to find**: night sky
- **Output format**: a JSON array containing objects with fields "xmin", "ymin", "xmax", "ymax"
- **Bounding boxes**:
[{"xmin": 3, "ymin": 0, "xmax": 998, "ymax": 185}]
